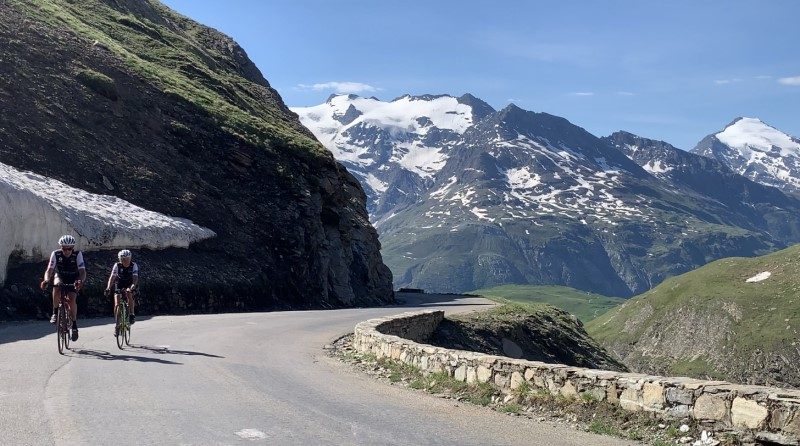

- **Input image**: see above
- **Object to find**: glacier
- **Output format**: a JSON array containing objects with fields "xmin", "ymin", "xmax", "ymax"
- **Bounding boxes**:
[{"xmin": 0, "ymin": 162, "xmax": 215, "ymax": 284}]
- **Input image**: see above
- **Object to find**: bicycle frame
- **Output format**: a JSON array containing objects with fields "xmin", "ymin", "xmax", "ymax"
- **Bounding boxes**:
[
  {"xmin": 55, "ymin": 283, "xmax": 75, "ymax": 354},
  {"xmin": 114, "ymin": 289, "xmax": 131, "ymax": 349}
]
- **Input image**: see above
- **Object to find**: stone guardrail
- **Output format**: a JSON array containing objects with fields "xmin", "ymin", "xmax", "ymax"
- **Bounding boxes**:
[{"xmin": 353, "ymin": 310, "xmax": 800, "ymax": 445}]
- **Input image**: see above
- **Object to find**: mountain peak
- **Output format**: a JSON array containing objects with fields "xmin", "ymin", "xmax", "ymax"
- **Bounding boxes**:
[
  {"xmin": 724, "ymin": 116, "xmax": 766, "ymax": 129},
  {"xmin": 609, "ymin": 130, "xmax": 638, "ymax": 139},
  {"xmin": 325, "ymin": 93, "xmax": 362, "ymax": 104},
  {"xmin": 500, "ymin": 102, "xmax": 524, "ymax": 113},
  {"xmin": 607, "ymin": 130, "xmax": 673, "ymax": 149},
  {"xmin": 494, "ymin": 103, "xmax": 530, "ymax": 123},
  {"xmin": 715, "ymin": 117, "xmax": 799, "ymax": 155},
  {"xmin": 693, "ymin": 117, "xmax": 800, "ymax": 195},
  {"xmin": 390, "ymin": 93, "xmax": 453, "ymax": 102},
  {"xmin": 456, "ymin": 93, "xmax": 495, "ymax": 120}
]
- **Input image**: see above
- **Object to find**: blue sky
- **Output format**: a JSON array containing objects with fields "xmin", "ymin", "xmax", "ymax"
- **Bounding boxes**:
[{"xmin": 161, "ymin": 0, "xmax": 799, "ymax": 150}]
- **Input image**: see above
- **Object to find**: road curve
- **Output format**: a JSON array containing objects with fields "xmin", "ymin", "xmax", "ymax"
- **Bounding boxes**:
[{"xmin": 0, "ymin": 294, "xmax": 639, "ymax": 445}]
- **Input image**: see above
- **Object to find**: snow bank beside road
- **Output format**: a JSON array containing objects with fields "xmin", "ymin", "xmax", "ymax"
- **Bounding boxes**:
[{"xmin": 0, "ymin": 162, "xmax": 215, "ymax": 284}]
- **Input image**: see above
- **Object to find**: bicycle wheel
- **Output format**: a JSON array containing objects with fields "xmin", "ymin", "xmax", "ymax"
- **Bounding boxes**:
[
  {"xmin": 64, "ymin": 315, "xmax": 70, "ymax": 350},
  {"xmin": 115, "ymin": 304, "xmax": 124, "ymax": 350},
  {"xmin": 124, "ymin": 318, "xmax": 131, "ymax": 346},
  {"xmin": 56, "ymin": 306, "xmax": 66, "ymax": 355}
]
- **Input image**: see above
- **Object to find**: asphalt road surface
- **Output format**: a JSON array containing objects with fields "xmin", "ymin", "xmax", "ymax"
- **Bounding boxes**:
[{"xmin": 0, "ymin": 294, "xmax": 640, "ymax": 445}]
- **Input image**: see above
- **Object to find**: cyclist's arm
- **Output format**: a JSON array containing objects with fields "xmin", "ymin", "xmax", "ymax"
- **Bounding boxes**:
[
  {"xmin": 106, "ymin": 263, "xmax": 119, "ymax": 290},
  {"xmin": 43, "ymin": 251, "xmax": 56, "ymax": 283},
  {"xmin": 130, "ymin": 263, "xmax": 139, "ymax": 290},
  {"xmin": 76, "ymin": 252, "xmax": 87, "ymax": 284}
]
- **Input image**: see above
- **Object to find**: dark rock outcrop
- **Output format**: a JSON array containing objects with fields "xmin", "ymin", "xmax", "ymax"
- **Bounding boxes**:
[
  {"xmin": 0, "ymin": 0, "xmax": 393, "ymax": 319},
  {"xmin": 431, "ymin": 304, "xmax": 626, "ymax": 371}
]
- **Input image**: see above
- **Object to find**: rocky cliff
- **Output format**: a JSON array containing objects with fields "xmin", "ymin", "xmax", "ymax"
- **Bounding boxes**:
[{"xmin": 0, "ymin": 0, "xmax": 393, "ymax": 318}]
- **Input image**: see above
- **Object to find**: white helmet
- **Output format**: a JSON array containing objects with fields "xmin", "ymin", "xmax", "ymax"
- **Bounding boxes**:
[
  {"xmin": 58, "ymin": 235, "xmax": 76, "ymax": 246},
  {"xmin": 118, "ymin": 249, "xmax": 132, "ymax": 260}
]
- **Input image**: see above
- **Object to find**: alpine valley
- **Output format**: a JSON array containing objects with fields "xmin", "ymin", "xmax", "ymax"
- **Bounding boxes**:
[{"xmin": 294, "ymin": 95, "xmax": 800, "ymax": 296}]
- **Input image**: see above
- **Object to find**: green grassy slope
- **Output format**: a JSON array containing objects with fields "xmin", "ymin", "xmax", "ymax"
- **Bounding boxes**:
[
  {"xmin": 12, "ymin": 0, "xmax": 323, "ymax": 156},
  {"xmin": 586, "ymin": 244, "xmax": 800, "ymax": 387},
  {"xmin": 470, "ymin": 285, "xmax": 625, "ymax": 322}
]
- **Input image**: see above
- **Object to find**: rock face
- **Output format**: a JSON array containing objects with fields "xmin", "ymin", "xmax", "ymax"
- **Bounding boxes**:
[
  {"xmin": 296, "ymin": 96, "xmax": 800, "ymax": 296},
  {"xmin": 0, "ymin": 0, "xmax": 393, "ymax": 318},
  {"xmin": 606, "ymin": 131, "xmax": 800, "ymax": 240},
  {"xmin": 430, "ymin": 303, "xmax": 626, "ymax": 371}
]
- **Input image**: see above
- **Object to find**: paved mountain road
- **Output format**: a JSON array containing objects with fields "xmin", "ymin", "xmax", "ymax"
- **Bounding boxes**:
[{"xmin": 0, "ymin": 295, "xmax": 639, "ymax": 445}]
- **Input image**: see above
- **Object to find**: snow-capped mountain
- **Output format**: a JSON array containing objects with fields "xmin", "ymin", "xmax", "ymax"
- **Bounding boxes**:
[
  {"xmin": 292, "ymin": 93, "xmax": 494, "ymax": 216},
  {"xmin": 294, "ymin": 95, "xmax": 800, "ymax": 295},
  {"xmin": 606, "ymin": 131, "xmax": 800, "ymax": 230},
  {"xmin": 692, "ymin": 117, "xmax": 800, "ymax": 196}
]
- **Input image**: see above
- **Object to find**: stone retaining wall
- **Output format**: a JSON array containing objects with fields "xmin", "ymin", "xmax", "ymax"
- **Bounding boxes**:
[{"xmin": 353, "ymin": 310, "xmax": 800, "ymax": 445}]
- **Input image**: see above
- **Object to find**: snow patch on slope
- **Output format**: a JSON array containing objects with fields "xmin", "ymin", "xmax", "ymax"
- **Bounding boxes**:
[
  {"xmin": 393, "ymin": 141, "xmax": 448, "ymax": 179},
  {"xmin": 0, "ymin": 162, "xmax": 215, "ymax": 284},
  {"xmin": 365, "ymin": 173, "xmax": 388, "ymax": 194},
  {"xmin": 643, "ymin": 160, "xmax": 672, "ymax": 174},
  {"xmin": 745, "ymin": 271, "xmax": 771, "ymax": 283},
  {"xmin": 506, "ymin": 166, "xmax": 542, "ymax": 190}
]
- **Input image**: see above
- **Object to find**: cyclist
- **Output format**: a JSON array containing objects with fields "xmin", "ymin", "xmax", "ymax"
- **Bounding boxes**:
[
  {"xmin": 105, "ymin": 249, "xmax": 138, "ymax": 334},
  {"xmin": 40, "ymin": 235, "xmax": 86, "ymax": 341}
]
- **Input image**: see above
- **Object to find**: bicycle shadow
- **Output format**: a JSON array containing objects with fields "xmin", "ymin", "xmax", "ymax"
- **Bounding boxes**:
[
  {"xmin": 126, "ymin": 344, "xmax": 224, "ymax": 358},
  {"xmin": 69, "ymin": 348, "xmax": 182, "ymax": 365}
]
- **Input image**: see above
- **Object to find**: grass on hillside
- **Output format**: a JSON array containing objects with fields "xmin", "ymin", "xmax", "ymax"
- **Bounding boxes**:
[
  {"xmin": 586, "ymin": 243, "xmax": 800, "ymax": 375},
  {"xmin": 470, "ymin": 284, "xmax": 625, "ymax": 322},
  {"xmin": 454, "ymin": 301, "xmax": 572, "ymax": 324},
  {"xmin": 13, "ymin": 0, "xmax": 325, "ymax": 157},
  {"xmin": 74, "ymin": 67, "xmax": 118, "ymax": 100}
]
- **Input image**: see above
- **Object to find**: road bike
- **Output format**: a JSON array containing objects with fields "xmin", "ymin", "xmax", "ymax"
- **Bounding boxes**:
[
  {"xmin": 114, "ymin": 288, "xmax": 133, "ymax": 349},
  {"xmin": 55, "ymin": 283, "xmax": 76, "ymax": 355}
]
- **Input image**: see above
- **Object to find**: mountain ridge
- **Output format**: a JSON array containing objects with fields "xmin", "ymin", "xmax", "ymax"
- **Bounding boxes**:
[{"xmin": 294, "ymin": 94, "xmax": 800, "ymax": 296}]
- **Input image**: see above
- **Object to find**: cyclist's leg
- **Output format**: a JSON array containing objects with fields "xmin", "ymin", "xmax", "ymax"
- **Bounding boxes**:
[
  {"xmin": 125, "ymin": 290, "xmax": 136, "ymax": 315},
  {"xmin": 50, "ymin": 286, "xmax": 59, "ymax": 321},
  {"xmin": 68, "ymin": 291, "xmax": 78, "ymax": 321},
  {"xmin": 124, "ymin": 290, "xmax": 134, "ymax": 323},
  {"xmin": 114, "ymin": 292, "xmax": 120, "ymax": 319}
]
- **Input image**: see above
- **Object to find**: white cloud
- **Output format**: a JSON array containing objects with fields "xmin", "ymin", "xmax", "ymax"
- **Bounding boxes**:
[
  {"xmin": 755, "ymin": 75, "xmax": 773, "ymax": 80},
  {"xmin": 570, "ymin": 92, "xmax": 595, "ymax": 96},
  {"xmin": 778, "ymin": 76, "xmax": 800, "ymax": 86},
  {"xmin": 616, "ymin": 91, "xmax": 635, "ymax": 96},
  {"xmin": 296, "ymin": 81, "xmax": 381, "ymax": 94},
  {"xmin": 507, "ymin": 98, "xmax": 522, "ymax": 102},
  {"xmin": 714, "ymin": 78, "xmax": 742, "ymax": 85}
]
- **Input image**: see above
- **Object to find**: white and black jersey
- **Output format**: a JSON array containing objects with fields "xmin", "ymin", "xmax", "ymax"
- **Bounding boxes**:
[
  {"xmin": 47, "ymin": 250, "xmax": 86, "ymax": 282},
  {"xmin": 111, "ymin": 262, "xmax": 139, "ymax": 289}
]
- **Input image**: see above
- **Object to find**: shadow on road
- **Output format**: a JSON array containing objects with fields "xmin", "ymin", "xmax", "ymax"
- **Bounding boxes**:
[
  {"xmin": 0, "ymin": 316, "xmax": 145, "ymax": 346},
  {"xmin": 127, "ymin": 344, "xmax": 224, "ymax": 358},
  {"xmin": 69, "ymin": 348, "xmax": 182, "ymax": 365},
  {"xmin": 1, "ymin": 293, "xmax": 492, "ymax": 346}
]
